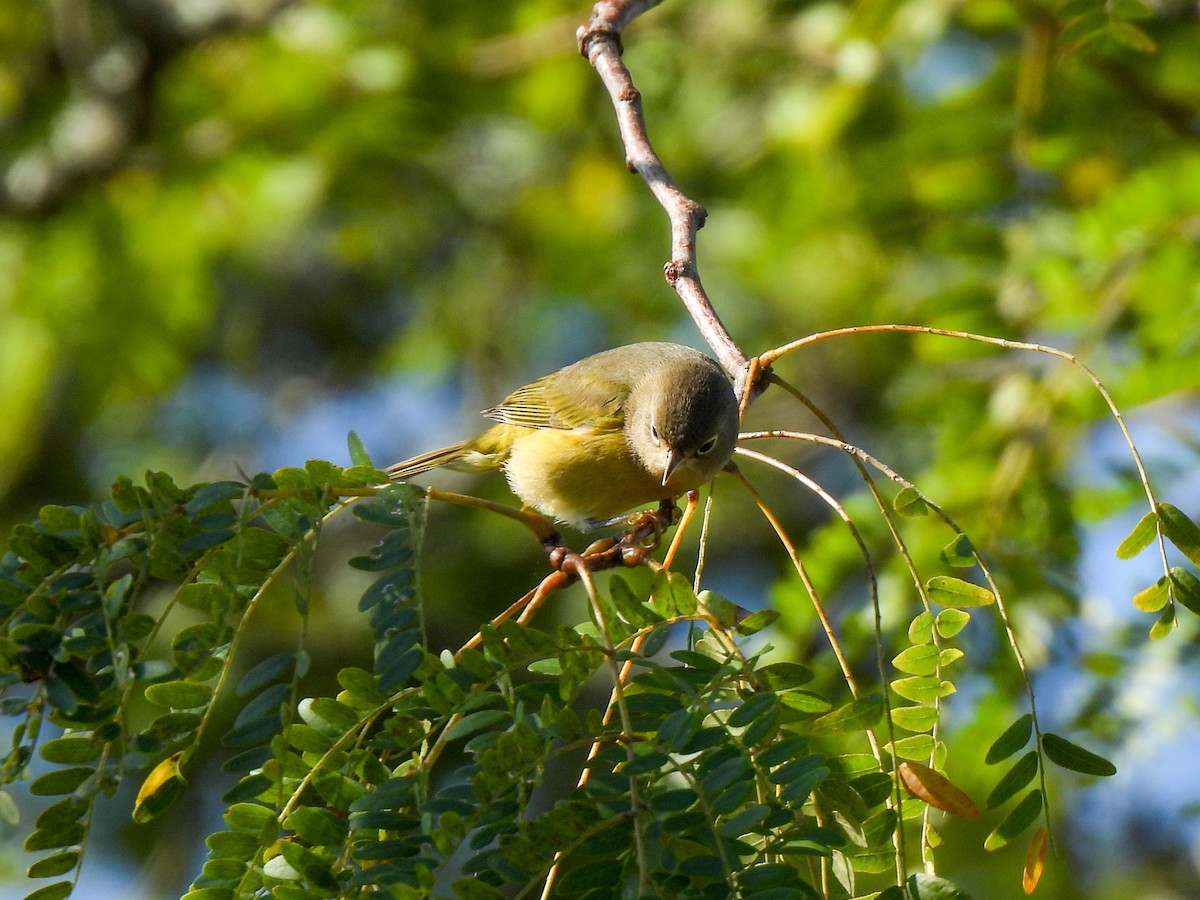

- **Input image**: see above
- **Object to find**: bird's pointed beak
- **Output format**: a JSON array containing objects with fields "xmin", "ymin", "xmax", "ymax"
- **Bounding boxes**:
[{"xmin": 661, "ymin": 449, "xmax": 683, "ymax": 487}]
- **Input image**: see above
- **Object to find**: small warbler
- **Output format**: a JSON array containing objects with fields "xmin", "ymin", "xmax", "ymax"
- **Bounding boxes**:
[{"xmin": 387, "ymin": 342, "xmax": 740, "ymax": 529}]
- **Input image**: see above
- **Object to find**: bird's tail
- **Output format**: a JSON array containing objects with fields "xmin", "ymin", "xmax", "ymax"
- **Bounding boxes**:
[{"xmin": 386, "ymin": 442, "xmax": 473, "ymax": 480}]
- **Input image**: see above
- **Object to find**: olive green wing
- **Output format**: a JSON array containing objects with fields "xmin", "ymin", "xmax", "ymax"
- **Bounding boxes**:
[{"xmin": 483, "ymin": 368, "xmax": 630, "ymax": 431}]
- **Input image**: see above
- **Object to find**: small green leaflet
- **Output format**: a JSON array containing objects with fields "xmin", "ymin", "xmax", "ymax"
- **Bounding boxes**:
[
  {"xmin": 926, "ymin": 576, "xmax": 994, "ymax": 608},
  {"xmin": 893, "ymin": 486, "xmax": 929, "ymax": 517},
  {"xmin": 1132, "ymin": 576, "xmax": 1170, "ymax": 612},
  {"xmin": 939, "ymin": 535, "xmax": 975, "ymax": 568},
  {"xmin": 347, "ymin": 430, "xmax": 374, "ymax": 468},
  {"xmin": 1041, "ymin": 733, "xmax": 1116, "ymax": 777},
  {"xmin": 1116, "ymin": 510, "xmax": 1158, "ymax": 559}
]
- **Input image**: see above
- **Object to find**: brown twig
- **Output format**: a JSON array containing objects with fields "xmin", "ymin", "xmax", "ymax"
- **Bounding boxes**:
[{"xmin": 576, "ymin": 1, "xmax": 757, "ymax": 399}]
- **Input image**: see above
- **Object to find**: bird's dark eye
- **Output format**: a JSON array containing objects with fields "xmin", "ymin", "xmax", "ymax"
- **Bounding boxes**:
[
  {"xmin": 650, "ymin": 422, "xmax": 661, "ymax": 444},
  {"xmin": 697, "ymin": 436, "xmax": 718, "ymax": 455}
]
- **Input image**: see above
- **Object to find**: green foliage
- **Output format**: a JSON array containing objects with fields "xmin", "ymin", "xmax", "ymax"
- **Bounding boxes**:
[
  {"xmin": 4, "ymin": 0, "xmax": 1200, "ymax": 897},
  {"xmin": 2, "ymin": 440, "xmax": 1165, "ymax": 898},
  {"xmin": 0, "ymin": 460, "xmax": 962, "ymax": 897}
]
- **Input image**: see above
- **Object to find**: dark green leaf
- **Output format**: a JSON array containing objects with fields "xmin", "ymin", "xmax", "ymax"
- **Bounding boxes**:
[
  {"xmin": 144, "ymin": 681, "xmax": 214, "ymax": 710},
  {"xmin": 39, "ymin": 735, "xmax": 102, "ymax": 765},
  {"xmin": 985, "ymin": 714, "xmax": 1033, "ymax": 764},
  {"xmin": 728, "ymin": 692, "xmax": 776, "ymax": 728},
  {"xmin": 26, "ymin": 850, "xmax": 79, "ymax": 879},
  {"xmin": 1041, "ymin": 733, "xmax": 1116, "ymax": 777},
  {"xmin": 22, "ymin": 880, "xmax": 74, "ymax": 900},
  {"xmin": 906, "ymin": 873, "xmax": 976, "ymax": 899},
  {"xmin": 1157, "ymin": 503, "xmax": 1200, "ymax": 567},
  {"xmin": 757, "ymin": 662, "xmax": 814, "ymax": 691},
  {"xmin": 984, "ymin": 789, "xmax": 1042, "ymax": 850},
  {"xmin": 445, "ymin": 710, "xmax": 512, "ymax": 742},
  {"xmin": 236, "ymin": 652, "xmax": 298, "ymax": 697},
  {"xmin": 284, "ymin": 806, "xmax": 349, "ymax": 846},
  {"xmin": 1169, "ymin": 567, "xmax": 1200, "ymax": 615},
  {"xmin": 24, "ymin": 823, "xmax": 84, "ymax": 852},
  {"xmin": 30, "ymin": 767, "xmax": 94, "ymax": 797},
  {"xmin": 987, "ymin": 751, "xmax": 1039, "ymax": 809}
]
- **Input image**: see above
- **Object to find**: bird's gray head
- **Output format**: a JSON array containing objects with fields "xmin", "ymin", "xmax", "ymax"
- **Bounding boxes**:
[{"xmin": 625, "ymin": 355, "xmax": 740, "ymax": 488}]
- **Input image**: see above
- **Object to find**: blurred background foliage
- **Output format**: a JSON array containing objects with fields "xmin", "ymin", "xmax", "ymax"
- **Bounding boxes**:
[{"xmin": 1, "ymin": 0, "xmax": 1199, "ymax": 897}]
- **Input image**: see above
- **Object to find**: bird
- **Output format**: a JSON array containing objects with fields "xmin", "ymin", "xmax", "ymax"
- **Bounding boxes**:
[{"xmin": 387, "ymin": 342, "xmax": 740, "ymax": 530}]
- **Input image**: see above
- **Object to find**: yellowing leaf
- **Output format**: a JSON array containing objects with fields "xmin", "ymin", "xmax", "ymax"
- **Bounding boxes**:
[
  {"xmin": 898, "ymin": 762, "xmax": 979, "ymax": 819},
  {"xmin": 133, "ymin": 752, "xmax": 186, "ymax": 824},
  {"xmin": 1023, "ymin": 826, "xmax": 1048, "ymax": 894}
]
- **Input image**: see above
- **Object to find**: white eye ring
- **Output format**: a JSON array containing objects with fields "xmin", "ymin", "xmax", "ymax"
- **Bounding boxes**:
[
  {"xmin": 697, "ymin": 436, "xmax": 718, "ymax": 455},
  {"xmin": 649, "ymin": 421, "xmax": 661, "ymax": 444}
]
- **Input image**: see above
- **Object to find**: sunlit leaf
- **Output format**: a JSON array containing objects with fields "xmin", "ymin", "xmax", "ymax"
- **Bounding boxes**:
[
  {"xmin": 890, "ymin": 734, "xmax": 936, "ymax": 760},
  {"xmin": 907, "ymin": 611, "xmax": 934, "ymax": 645},
  {"xmin": 892, "ymin": 645, "xmax": 939, "ymax": 676},
  {"xmin": 891, "ymin": 676, "xmax": 954, "ymax": 703},
  {"xmin": 1116, "ymin": 510, "xmax": 1158, "ymax": 559},
  {"xmin": 890, "ymin": 705, "xmax": 938, "ymax": 733},
  {"xmin": 1132, "ymin": 576, "xmax": 1170, "ymax": 612},
  {"xmin": 133, "ymin": 752, "xmax": 186, "ymax": 823},
  {"xmin": 935, "ymin": 608, "xmax": 970, "ymax": 638},
  {"xmin": 925, "ymin": 576, "xmax": 995, "ymax": 608}
]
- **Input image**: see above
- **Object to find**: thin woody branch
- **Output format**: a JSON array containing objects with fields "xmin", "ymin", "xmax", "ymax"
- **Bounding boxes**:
[{"xmin": 577, "ymin": 1, "xmax": 753, "ymax": 398}]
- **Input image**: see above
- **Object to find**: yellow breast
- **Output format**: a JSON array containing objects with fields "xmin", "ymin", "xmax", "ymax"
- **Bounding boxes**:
[{"xmin": 503, "ymin": 428, "xmax": 673, "ymax": 527}]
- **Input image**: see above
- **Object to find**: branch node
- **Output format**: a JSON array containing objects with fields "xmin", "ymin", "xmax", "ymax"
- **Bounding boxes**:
[
  {"xmin": 576, "ymin": 23, "xmax": 622, "ymax": 60},
  {"xmin": 663, "ymin": 259, "xmax": 690, "ymax": 284}
]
